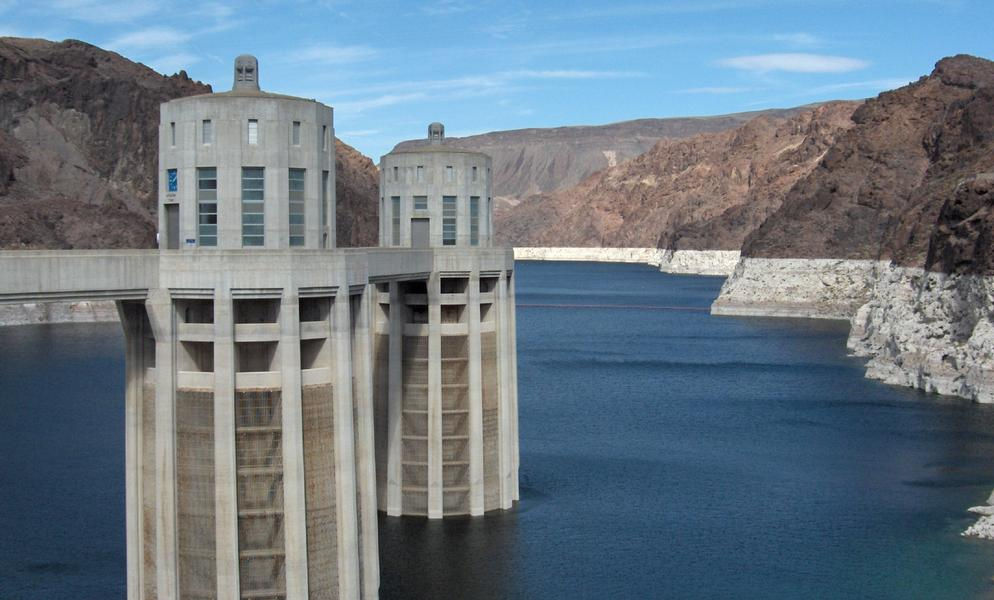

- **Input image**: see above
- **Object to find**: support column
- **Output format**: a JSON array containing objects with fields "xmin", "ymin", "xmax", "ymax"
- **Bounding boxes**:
[
  {"xmin": 213, "ymin": 291, "xmax": 240, "ymax": 600},
  {"xmin": 145, "ymin": 290, "xmax": 179, "ymax": 599},
  {"xmin": 508, "ymin": 271, "xmax": 520, "ymax": 502},
  {"xmin": 427, "ymin": 273, "xmax": 443, "ymax": 519},
  {"xmin": 386, "ymin": 282, "xmax": 403, "ymax": 516},
  {"xmin": 279, "ymin": 291, "xmax": 309, "ymax": 600},
  {"xmin": 118, "ymin": 302, "xmax": 143, "ymax": 600},
  {"xmin": 467, "ymin": 272, "xmax": 485, "ymax": 516},
  {"xmin": 353, "ymin": 285, "xmax": 381, "ymax": 597},
  {"xmin": 496, "ymin": 272, "xmax": 513, "ymax": 510},
  {"xmin": 333, "ymin": 289, "xmax": 360, "ymax": 599}
]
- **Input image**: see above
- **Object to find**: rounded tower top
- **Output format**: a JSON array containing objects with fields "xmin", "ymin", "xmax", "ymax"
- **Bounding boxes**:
[
  {"xmin": 428, "ymin": 122, "xmax": 445, "ymax": 144},
  {"xmin": 233, "ymin": 54, "xmax": 260, "ymax": 91}
]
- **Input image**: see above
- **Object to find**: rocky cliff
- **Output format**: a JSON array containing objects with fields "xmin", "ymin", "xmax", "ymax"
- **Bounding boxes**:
[
  {"xmin": 394, "ymin": 107, "xmax": 814, "ymax": 211},
  {"xmin": 714, "ymin": 55, "xmax": 994, "ymax": 403},
  {"xmin": 0, "ymin": 37, "xmax": 380, "ymax": 250},
  {"xmin": 495, "ymin": 102, "xmax": 857, "ymax": 247},
  {"xmin": 0, "ymin": 37, "xmax": 209, "ymax": 249},
  {"xmin": 335, "ymin": 137, "xmax": 379, "ymax": 247}
]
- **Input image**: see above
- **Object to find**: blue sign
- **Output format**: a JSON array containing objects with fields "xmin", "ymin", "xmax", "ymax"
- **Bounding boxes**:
[{"xmin": 167, "ymin": 169, "xmax": 178, "ymax": 193}]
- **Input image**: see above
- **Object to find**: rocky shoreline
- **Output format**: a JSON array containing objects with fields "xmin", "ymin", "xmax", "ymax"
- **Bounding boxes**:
[
  {"xmin": 713, "ymin": 258, "xmax": 994, "ymax": 403},
  {"xmin": 513, "ymin": 247, "xmax": 740, "ymax": 276},
  {"xmin": 0, "ymin": 300, "xmax": 118, "ymax": 326}
]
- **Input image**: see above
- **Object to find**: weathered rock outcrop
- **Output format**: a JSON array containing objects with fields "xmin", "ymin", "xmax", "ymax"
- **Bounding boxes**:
[
  {"xmin": 715, "ymin": 55, "xmax": 994, "ymax": 403},
  {"xmin": 0, "ymin": 37, "xmax": 210, "ymax": 249},
  {"xmin": 513, "ymin": 247, "xmax": 740, "ymax": 276},
  {"xmin": 495, "ymin": 102, "xmax": 857, "ymax": 248},
  {"xmin": 0, "ymin": 37, "xmax": 380, "ymax": 250},
  {"xmin": 335, "ymin": 138, "xmax": 379, "ymax": 247}
]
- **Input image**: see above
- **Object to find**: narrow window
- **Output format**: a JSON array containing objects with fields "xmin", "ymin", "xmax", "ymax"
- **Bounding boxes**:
[
  {"xmin": 470, "ymin": 196, "xmax": 479, "ymax": 246},
  {"xmin": 472, "ymin": 166, "xmax": 478, "ymax": 182},
  {"xmin": 247, "ymin": 119, "xmax": 258, "ymax": 145},
  {"xmin": 241, "ymin": 167, "xmax": 265, "ymax": 246},
  {"xmin": 321, "ymin": 170, "xmax": 329, "ymax": 247},
  {"xmin": 445, "ymin": 165, "xmax": 454, "ymax": 183},
  {"xmin": 416, "ymin": 165, "xmax": 424, "ymax": 183},
  {"xmin": 170, "ymin": 122, "xmax": 176, "ymax": 146},
  {"xmin": 202, "ymin": 119, "xmax": 212, "ymax": 145},
  {"xmin": 442, "ymin": 195, "xmax": 457, "ymax": 246},
  {"xmin": 197, "ymin": 167, "xmax": 217, "ymax": 247},
  {"xmin": 393, "ymin": 166, "xmax": 399, "ymax": 182},
  {"xmin": 413, "ymin": 195, "xmax": 427, "ymax": 210},
  {"xmin": 289, "ymin": 168, "xmax": 306, "ymax": 246},
  {"xmin": 322, "ymin": 125, "xmax": 328, "ymax": 151},
  {"xmin": 292, "ymin": 121, "xmax": 301, "ymax": 146},
  {"xmin": 391, "ymin": 196, "xmax": 401, "ymax": 246}
]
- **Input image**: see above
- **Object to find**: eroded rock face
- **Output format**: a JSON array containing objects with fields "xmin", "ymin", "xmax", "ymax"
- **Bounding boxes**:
[
  {"xmin": 0, "ymin": 37, "xmax": 211, "ymax": 249},
  {"xmin": 335, "ymin": 138, "xmax": 379, "ymax": 247},
  {"xmin": 0, "ymin": 37, "xmax": 380, "ymax": 250},
  {"xmin": 494, "ymin": 102, "xmax": 857, "ymax": 248},
  {"xmin": 848, "ymin": 266, "xmax": 994, "ymax": 403},
  {"xmin": 742, "ymin": 55, "xmax": 994, "ymax": 267}
]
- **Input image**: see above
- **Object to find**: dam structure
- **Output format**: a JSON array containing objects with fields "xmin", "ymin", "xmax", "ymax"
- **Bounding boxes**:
[{"xmin": 0, "ymin": 56, "xmax": 518, "ymax": 600}]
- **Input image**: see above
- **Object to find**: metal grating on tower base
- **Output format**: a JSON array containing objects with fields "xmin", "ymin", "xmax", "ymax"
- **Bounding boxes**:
[{"xmin": 302, "ymin": 384, "xmax": 337, "ymax": 600}]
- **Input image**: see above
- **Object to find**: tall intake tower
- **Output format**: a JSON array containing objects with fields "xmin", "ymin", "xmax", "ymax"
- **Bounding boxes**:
[
  {"xmin": 0, "ymin": 56, "xmax": 519, "ymax": 599},
  {"xmin": 374, "ymin": 126, "xmax": 518, "ymax": 518}
]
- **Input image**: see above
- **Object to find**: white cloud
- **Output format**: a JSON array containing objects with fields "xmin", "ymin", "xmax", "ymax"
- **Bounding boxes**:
[
  {"xmin": 285, "ymin": 44, "xmax": 377, "ymax": 65},
  {"xmin": 805, "ymin": 77, "xmax": 913, "ymax": 95},
  {"xmin": 420, "ymin": 0, "xmax": 475, "ymax": 16},
  {"xmin": 508, "ymin": 69, "xmax": 645, "ymax": 79},
  {"xmin": 148, "ymin": 52, "xmax": 200, "ymax": 75},
  {"xmin": 677, "ymin": 86, "xmax": 755, "ymax": 94},
  {"xmin": 719, "ymin": 53, "xmax": 869, "ymax": 73},
  {"xmin": 108, "ymin": 27, "xmax": 191, "ymax": 50},
  {"xmin": 335, "ymin": 93, "xmax": 428, "ymax": 115},
  {"xmin": 48, "ymin": 0, "xmax": 159, "ymax": 23},
  {"xmin": 770, "ymin": 32, "xmax": 821, "ymax": 46}
]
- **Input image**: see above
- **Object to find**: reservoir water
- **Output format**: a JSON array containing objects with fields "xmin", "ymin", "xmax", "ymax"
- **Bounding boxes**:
[{"xmin": 2, "ymin": 260, "xmax": 994, "ymax": 598}]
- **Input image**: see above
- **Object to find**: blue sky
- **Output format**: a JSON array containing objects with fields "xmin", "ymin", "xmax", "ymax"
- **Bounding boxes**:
[{"xmin": 1, "ymin": 0, "xmax": 991, "ymax": 158}]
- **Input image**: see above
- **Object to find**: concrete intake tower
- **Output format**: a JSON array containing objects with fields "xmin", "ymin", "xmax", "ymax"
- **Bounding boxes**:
[{"xmin": 0, "ymin": 55, "xmax": 519, "ymax": 599}]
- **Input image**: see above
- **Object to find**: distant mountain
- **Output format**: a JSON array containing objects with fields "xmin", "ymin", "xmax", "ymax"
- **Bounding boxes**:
[
  {"xmin": 494, "ymin": 101, "xmax": 858, "ymax": 248},
  {"xmin": 0, "ymin": 37, "xmax": 379, "ymax": 249},
  {"xmin": 392, "ymin": 107, "xmax": 819, "ymax": 209}
]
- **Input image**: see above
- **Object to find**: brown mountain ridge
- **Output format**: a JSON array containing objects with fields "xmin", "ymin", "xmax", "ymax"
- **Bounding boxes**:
[{"xmin": 0, "ymin": 37, "xmax": 378, "ymax": 249}]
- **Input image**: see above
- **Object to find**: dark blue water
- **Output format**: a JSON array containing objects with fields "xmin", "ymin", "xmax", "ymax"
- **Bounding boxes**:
[{"xmin": 4, "ymin": 261, "xmax": 994, "ymax": 599}]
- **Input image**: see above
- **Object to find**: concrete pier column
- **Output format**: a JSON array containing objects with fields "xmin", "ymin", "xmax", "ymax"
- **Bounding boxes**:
[
  {"xmin": 145, "ymin": 290, "xmax": 179, "ymax": 599},
  {"xmin": 279, "ymin": 291, "xmax": 309, "ymax": 599},
  {"xmin": 467, "ymin": 271, "xmax": 485, "ymax": 515},
  {"xmin": 352, "ymin": 285, "xmax": 381, "ymax": 597},
  {"xmin": 496, "ymin": 272, "xmax": 513, "ymax": 510},
  {"xmin": 508, "ymin": 273, "xmax": 520, "ymax": 502},
  {"xmin": 386, "ymin": 281, "xmax": 403, "ymax": 516},
  {"xmin": 212, "ymin": 291, "xmax": 239, "ymax": 600},
  {"xmin": 117, "ymin": 302, "xmax": 145, "ymax": 600},
  {"xmin": 333, "ymin": 289, "xmax": 360, "ymax": 599},
  {"xmin": 427, "ymin": 273, "xmax": 443, "ymax": 519}
]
